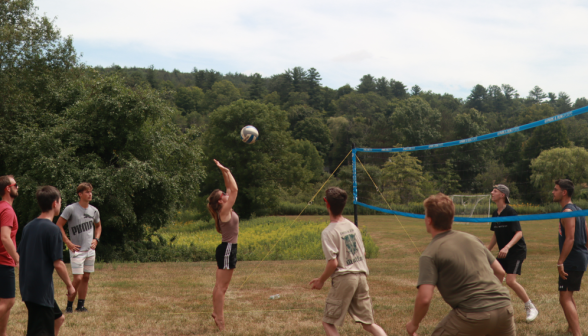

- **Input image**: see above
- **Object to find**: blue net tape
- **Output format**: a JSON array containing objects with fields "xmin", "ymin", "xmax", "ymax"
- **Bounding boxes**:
[
  {"xmin": 355, "ymin": 106, "xmax": 588, "ymax": 153},
  {"xmin": 355, "ymin": 201, "xmax": 588, "ymax": 223}
]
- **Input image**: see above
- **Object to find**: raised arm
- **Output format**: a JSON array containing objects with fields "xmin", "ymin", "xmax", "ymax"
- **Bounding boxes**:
[
  {"xmin": 214, "ymin": 160, "xmax": 238, "ymax": 218},
  {"xmin": 56, "ymin": 217, "xmax": 80, "ymax": 252}
]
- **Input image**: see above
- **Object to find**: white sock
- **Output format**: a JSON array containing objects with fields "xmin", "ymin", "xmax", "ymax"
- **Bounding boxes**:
[{"xmin": 524, "ymin": 300, "xmax": 533, "ymax": 308}]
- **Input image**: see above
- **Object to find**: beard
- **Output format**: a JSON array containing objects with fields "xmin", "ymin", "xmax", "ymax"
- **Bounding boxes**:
[{"xmin": 9, "ymin": 189, "xmax": 18, "ymax": 198}]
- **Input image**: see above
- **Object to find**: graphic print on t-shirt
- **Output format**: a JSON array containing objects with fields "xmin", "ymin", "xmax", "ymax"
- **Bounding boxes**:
[
  {"xmin": 342, "ymin": 231, "xmax": 363, "ymax": 266},
  {"xmin": 61, "ymin": 203, "xmax": 100, "ymax": 252}
]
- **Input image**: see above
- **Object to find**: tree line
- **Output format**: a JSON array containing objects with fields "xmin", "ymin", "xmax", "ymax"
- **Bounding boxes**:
[{"xmin": 2, "ymin": 0, "xmax": 588, "ymax": 252}]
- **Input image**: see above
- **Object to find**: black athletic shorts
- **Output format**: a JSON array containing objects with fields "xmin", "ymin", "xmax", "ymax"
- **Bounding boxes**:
[
  {"xmin": 498, "ymin": 258, "xmax": 524, "ymax": 275},
  {"xmin": 24, "ymin": 300, "xmax": 62, "ymax": 336},
  {"xmin": 0, "ymin": 264, "xmax": 15, "ymax": 299},
  {"xmin": 559, "ymin": 268, "xmax": 584, "ymax": 292},
  {"xmin": 216, "ymin": 242, "xmax": 237, "ymax": 270}
]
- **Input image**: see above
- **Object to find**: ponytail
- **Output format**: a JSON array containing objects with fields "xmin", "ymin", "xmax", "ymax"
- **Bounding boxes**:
[{"xmin": 207, "ymin": 189, "xmax": 223, "ymax": 233}]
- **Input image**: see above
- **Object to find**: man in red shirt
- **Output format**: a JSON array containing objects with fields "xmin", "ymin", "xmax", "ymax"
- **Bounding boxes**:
[{"xmin": 0, "ymin": 175, "xmax": 19, "ymax": 336}]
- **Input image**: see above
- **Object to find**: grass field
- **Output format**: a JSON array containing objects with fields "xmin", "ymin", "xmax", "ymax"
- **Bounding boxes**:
[{"xmin": 7, "ymin": 215, "xmax": 587, "ymax": 335}]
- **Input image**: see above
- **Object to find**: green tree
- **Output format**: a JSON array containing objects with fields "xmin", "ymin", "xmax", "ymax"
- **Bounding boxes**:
[
  {"xmin": 338, "ymin": 164, "xmax": 382, "ymax": 204},
  {"xmin": 411, "ymin": 85, "xmax": 422, "ymax": 96},
  {"xmin": 381, "ymin": 153, "xmax": 425, "ymax": 204},
  {"xmin": 390, "ymin": 97, "xmax": 441, "ymax": 147},
  {"xmin": 306, "ymin": 67, "xmax": 323, "ymax": 110},
  {"xmin": 357, "ymin": 75, "xmax": 376, "ymax": 93},
  {"xmin": 175, "ymin": 86, "xmax": 204, "ymax": 115},
  {"xmin": 450, "ymin": 108, "xmax": 489, "ymax": 191},
  {"xmin": 528, "ymin": 85, "xmax": 547, "ymax": 104},
  {"xmin": 193, "ymin": 68, "xmax": 221, "ymax": 91},
  {"xmin": 202, "ymin": 100, "xmax": 317, "ymax": 218},
  {"xmin": 5, "ymin": 72, "xmax": 204, "ymax": 246},
  {"xmin": 204, "ymin": 80, "xmax": 241, "ymax": 112},
  {"xmin": 389, "ymin": 79, "xmax": 408, "ymax": 99},
  {"xmin": 530, "ymin": 147, "xmax": 588, "ymax": 201},
  {"xmin": 337, "ymin": 84, "xmax": 354, "ymax": 98},
  {"xmin": 248, "ymin": 73, "xmax": 266, "ymax": 100},
  {"xmin": 375, "ymin": 77, "xmax": 390, "ymax": 99},
  {"xmin": 465, "ymin": 84, "xmax": 488, "ymax": 113},
  {"xmin": 292, "ymin": 117, "xmax": 332, "ymax": 158}
]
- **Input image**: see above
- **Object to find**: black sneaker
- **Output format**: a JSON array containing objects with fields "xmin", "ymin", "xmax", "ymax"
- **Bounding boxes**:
[
  {"xmin": 75, "ymin": 307, "xmax": 89, "ymax": 313},
  {"xmin": 65, "ymin": 306, "xmax": 73, "ymax": 314}
]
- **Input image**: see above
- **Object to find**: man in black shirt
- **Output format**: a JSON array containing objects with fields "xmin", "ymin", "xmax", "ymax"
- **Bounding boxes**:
[
  {"xmin": 18, "ymin": 186, "xmax": 75, "ymax": 336},
  {"xmin": 487, "ymin": 184, "xmax": 538, "ymax": 322},
  {"xmin": 553, "ymin": 179, "xmax": 588, "ymax": 336}
]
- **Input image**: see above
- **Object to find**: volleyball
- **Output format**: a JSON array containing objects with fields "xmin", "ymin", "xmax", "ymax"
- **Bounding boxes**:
[{"xmin": 240, "ymin": 125, "xmax": 259, "ymax": 144}]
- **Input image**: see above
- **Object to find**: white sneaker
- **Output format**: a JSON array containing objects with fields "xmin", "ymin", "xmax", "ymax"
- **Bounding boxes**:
[{"xmin": 526, "ymin": 305, "xmax": 538, "ymax": 322}]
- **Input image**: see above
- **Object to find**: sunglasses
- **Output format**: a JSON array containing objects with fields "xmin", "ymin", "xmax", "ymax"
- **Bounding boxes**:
[{"xmin": 7, "ymin": 183, "xmax": 18, "ymax": 189}]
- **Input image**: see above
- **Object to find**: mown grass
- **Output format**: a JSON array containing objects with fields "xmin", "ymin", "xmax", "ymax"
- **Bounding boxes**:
[{"xmin": 5, "ymin": 215, "xmax": 587, "ymax": 335}]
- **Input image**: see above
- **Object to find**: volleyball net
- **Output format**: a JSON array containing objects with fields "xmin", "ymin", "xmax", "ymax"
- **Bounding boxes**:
[{"xmin": 351, "ymin": 105, "xmax": 588, "ymax": 223}]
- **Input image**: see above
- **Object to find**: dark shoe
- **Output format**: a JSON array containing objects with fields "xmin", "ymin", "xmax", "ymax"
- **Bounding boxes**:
[
  {"xmin": 75, "ymin": 307, "xmax": 89, "ymax": 313},
  {"xmin": 65, "ymin": 306, "xmax": 73, "ymax": 313}
]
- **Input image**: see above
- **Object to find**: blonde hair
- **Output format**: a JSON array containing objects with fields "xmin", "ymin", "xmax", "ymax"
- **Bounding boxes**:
[{"xmin": 207, "ymin": 189, "xmax": 223, "ymax": 233}]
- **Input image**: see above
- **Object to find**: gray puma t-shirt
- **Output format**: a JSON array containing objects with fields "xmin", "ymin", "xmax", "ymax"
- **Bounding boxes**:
[{"xmin": 61, "ymin": 203, "xmax": 100, "ymax": 252}]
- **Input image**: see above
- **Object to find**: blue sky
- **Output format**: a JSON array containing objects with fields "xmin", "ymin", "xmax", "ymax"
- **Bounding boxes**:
[{"xmin": 35, "ymin": 0, "xmax": 588, "ymax": 100}]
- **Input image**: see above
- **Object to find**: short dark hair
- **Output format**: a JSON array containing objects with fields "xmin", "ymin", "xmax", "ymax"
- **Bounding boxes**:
[
  {"xmin": 76, "ymin": 182, "xmax": 93, "ymax": 195},
  {"xmin": 36, "ymin": 186, "xmax": 61, "ymax": 212},
  {"xmin": 424, "ymin": 193, "xmax": 455, "ymax": 231},
  {"xmin": 0, "ymin": 175, "xmax": 14, "ymax": 194},
  {"xmin": 325, "ymin": 187, "xmax": 347, "ymax": 216},
  {"xmin": 556, "ymin": 179, "xmax": 574, "ymax": 197}
]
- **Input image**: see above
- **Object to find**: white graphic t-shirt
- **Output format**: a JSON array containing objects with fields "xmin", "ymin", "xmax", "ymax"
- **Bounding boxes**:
[
  {"xmin": 321, "ymin": 218, "xmax": 369, "ymax": 278},
  {"xmin": 61, "ymin": 203, "xmax": 100, "ymax": 252}
]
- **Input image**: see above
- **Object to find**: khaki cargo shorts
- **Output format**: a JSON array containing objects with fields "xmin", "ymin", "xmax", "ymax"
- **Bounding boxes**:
[
  {"xmin": 432, "ymin": 304, "xmax": 516, "ymax": 336},
  {"xmin": 323, "ymin": 272, "xmax": 374, "ymax": 326}
]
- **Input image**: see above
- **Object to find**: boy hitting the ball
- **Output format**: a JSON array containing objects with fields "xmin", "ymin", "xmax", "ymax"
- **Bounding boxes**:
[{"xmin": 309, "ymin": 187, "xmax": 387, "ymax": 336}]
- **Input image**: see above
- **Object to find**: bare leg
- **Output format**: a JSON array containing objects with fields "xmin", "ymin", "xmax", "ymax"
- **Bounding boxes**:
[
  {"xmin": 0, "ymin": 298, "xmax": 15, "ymax": 336},
  {"xmin": 212, "ymin": 269, "xmax": 234, "ymax": 331},
  {"xmin": 54, "ymin": 315, "xmax": 65, "ymax": 336},
  {"xmin": 322, "ymin": 322, "xmax": 340, "ymax": 336},
  {"xmin": 77, "ymin": 273, "xmax": 91, "ymax": 300},
  {"xmin": 505, "ymin": 274, "xmax": 530, "ymax": 302},
  {"xmin": 362, "ymin": 323, "xmax": 388, "ymax": 336},
  {"xmin": 68, "ymin": 274, "xmax": 83, "ymax": 302},
  {"xmin": 560, "ymin": 291, "xmax": 581, "ymax": 336}
]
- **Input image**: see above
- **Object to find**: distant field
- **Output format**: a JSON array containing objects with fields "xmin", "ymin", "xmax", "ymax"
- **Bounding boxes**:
[{"xmin": 7, "ymin": 215, "xmax": 586, "ymax": 335}]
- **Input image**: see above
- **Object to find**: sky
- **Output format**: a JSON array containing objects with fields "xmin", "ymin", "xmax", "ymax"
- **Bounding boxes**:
[{"xmin": 35, "ymin": 0, "xmax": 588, "ymax": 100}]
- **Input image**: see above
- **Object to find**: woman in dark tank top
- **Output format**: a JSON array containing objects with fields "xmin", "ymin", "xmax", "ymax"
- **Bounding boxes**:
[{"xmin": 206, "ymin": 159, "xmax": 239, "ymax": 332}]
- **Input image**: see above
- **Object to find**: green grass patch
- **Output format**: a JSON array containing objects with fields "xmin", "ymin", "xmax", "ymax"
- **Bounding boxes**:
[{"xmin": 160, "ymin": 216, "xmax": 379, "ymax": 261}]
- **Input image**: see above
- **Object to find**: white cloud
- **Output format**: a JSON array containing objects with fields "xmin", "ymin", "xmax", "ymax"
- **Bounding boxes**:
[{"xmin": 35, "ymin": 0, "xmax": 588, "ymax": 100}]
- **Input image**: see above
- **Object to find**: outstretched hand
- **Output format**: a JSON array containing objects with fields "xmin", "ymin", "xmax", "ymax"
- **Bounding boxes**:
[{"xmin": 213, "ymin": 159, "xmax": 230, "ymax": 173}]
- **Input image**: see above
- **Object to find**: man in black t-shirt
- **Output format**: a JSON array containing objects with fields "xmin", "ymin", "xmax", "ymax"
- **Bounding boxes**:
[
  {"xmin": 18, "ymin": 186, "xmax": 75, "ymax": 336},
  {"xmin": 553, "ymin": 179, "xmax": 588, "ymax": 336},
  {"xmin": 487, "ymin": 184, "xmax": 538, "ymax": 322}
]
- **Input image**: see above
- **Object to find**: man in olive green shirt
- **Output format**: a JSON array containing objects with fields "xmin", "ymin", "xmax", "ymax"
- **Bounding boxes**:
[{"xmin": 406, "ymin": 193, "xmax": 515, "ymax": 336}]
